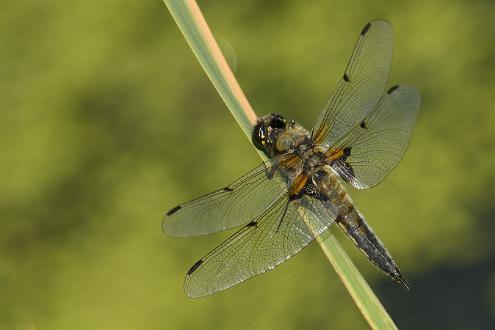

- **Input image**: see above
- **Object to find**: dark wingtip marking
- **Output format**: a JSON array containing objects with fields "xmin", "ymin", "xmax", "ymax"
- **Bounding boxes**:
[
  {"xmin": 187, "ymin": 259, "xmax": 204, "ymax": 275},
  {"xmin": 223, "ymin": 187, "xmax": 233, "ymax": 192},
  {"xmin": 343, "ymin": 73, "xmax": 350, "ymax": 82},
  {"xmin": 360, "ymin": 121, "xmax": 366, "ymax": 129},
  {"xmin": 343, "ymin": 147, "xmax": 352, "ymax": 157},
  {"xmin": 246, "ymin": 221, "xmax": 257, "ymax": 228},
  {"xmin": 387, "ymin": 85, "xmax": 400, "ymax": 94},
  {"xmin": 361, "ymin": 22, "xmax": 372, "ymax": 36},
  {"xmin": 166, "ymin": 205, "xmax": 181, "ymax": 216}
]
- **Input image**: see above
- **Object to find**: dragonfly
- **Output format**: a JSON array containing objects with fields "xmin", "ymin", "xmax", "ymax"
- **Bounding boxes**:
[{"xmin": 164, "ymin": 19, "xmax": 421, "ymax": 298}]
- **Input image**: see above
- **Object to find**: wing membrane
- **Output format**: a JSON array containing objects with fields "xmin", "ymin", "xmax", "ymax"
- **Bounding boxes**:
[
  {"xmin": 311, "ymin": 19, "xmax": 394, "ymax": 146},
  {"xmin": 330, "ymin": 84, "xmax": 421, "ymax": 189},
  {"xmin": 183, "ymin": 193, "xmax": 337, "ymax": 298},
  {"xmin": 164, "ymin": 153, "xmax": 302, "ymax": 237}
]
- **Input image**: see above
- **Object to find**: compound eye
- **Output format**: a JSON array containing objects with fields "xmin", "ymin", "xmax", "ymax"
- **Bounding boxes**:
[
  {"xmin": 252, "ymin": 124, "xmax": 267, "ymax": 151},
  {"xmin": 270, "ymin": 115, "xmax": 286, "ymax": 129}
]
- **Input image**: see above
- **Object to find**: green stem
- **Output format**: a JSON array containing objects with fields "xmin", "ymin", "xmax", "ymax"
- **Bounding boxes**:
[{"xmin": 163, "ymin": 1, "xmax": 397, "ymax": 329}]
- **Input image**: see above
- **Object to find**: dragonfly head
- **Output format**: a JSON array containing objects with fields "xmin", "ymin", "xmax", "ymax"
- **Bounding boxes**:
[{"xmin": 252, "ymin": 113, "xmax": 287, "ymax": 157}]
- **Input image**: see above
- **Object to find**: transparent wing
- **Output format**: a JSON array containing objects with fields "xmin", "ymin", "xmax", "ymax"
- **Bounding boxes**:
[
  {"xmin": 184, "ymin": 191, "xmax": 337, "ymax": 298},
  {"xmin": 330, "ymin": 84, "xmax": 421, "ymax": 189},
  {"xmin": 164, "ymin": 153, "xmax": 302, "ymax": 237},
  {"xmin": 311, "ymin": 19, "xmax": 394, "ymax": 146}
]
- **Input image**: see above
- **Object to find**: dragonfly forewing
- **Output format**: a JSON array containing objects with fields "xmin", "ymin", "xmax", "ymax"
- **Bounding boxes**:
[
  {"xmin": 164, "ymin": 153, "xmax": 301, "ymax": 237},
  {"xmin": 311, "ymin": 19, "xmax": 394, "ymax": 147}
]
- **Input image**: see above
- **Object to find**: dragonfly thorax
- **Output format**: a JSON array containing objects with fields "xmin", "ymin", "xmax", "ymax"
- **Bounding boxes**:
[{"xmin": 301, "ymin": 149, "xmax": 327, "ymax": 176}]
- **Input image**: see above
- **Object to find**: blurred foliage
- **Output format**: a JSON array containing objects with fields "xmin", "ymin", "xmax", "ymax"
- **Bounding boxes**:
[{"xmin": 1, "ymin": 0, "xmax": 494, "ymax": 329}]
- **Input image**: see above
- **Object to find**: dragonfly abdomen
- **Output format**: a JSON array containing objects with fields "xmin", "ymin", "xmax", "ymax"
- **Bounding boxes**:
[
  {"xmin": 312, "ymin": 168, "xmax": 411, "ymax": 289},
  {"xmin": 336, "ymin": 204, "xmax": 411, "ymax": 289}
]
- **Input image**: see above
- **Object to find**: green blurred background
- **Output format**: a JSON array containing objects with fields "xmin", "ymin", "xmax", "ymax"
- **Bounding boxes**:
[{"xmin": 1, "ymin": 0, "xmax": 494, "ymax": 329}]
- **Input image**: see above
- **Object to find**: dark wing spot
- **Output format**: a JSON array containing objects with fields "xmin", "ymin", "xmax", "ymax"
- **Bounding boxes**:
[
  {"xmin": 361, "ymin": 22, "xmax": 372, "ymax": 36},
  {"xmin": 344, "ymin": 161, "xmax": 355, "ymax": 177},
  {"xmin": 339, "ymin": 164, "xmax": 356, "ymax": 183},
  {"xmin": 166, "ymin": 205, "xmax": 181, "ymax": 216},
  {"xmin": 223, "ymin": 187, "xmax": 233, "ymax": 192},
  {"xmin": 343, "ymin": 73, "xmax": 350, "ymax": 82},
  {"xmin": 387, "ymin": 85, "xmax": 400, "ymax": 94},
  {"xmin": 246, "ymin": 221, "xmax": 257, "ymax": 227},
  {"xmin": 360, "ymin": 121, "xmax": 366, "ymax": 129},
  {"xmin": 187, "ymin": 259, "xmax": 204, "ymax": 275},
  {"xmin": 343, "ymin": 147, "xmax": 352, "ymax": 157},
  {"xmin": 304, "ymin": 185, "xmax": 328, "ymax": 201},
  {"xmin": 334, "ymin": 160, "xmax": 355, "ymax": 184}
]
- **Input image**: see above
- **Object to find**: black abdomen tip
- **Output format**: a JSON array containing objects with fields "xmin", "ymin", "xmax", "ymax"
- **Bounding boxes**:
[{"xmin": 394, "ymin": 270, "xmax": 412, "ymax": 290}]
